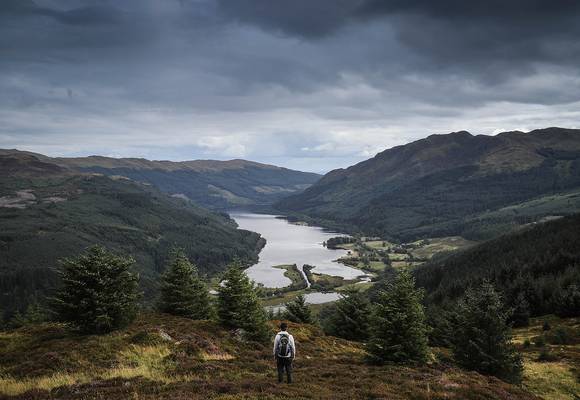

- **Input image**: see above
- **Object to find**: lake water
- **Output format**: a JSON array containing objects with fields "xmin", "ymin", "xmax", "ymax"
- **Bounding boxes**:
[{"xmin": 230, "ymin": 212, "xmax": 364, "ymax": 288}]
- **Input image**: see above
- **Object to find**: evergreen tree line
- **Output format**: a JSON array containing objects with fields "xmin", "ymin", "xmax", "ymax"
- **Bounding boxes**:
[
  {"xmin": 4, "ymin": 244, "xmax": 524, "ymax": 384},
  {"xmin": 413, "ymin": 213, "xmax": 580, "ymax": 325},
  {"xmin": 4, "ymin": 245, "xmax": 270, "ymax": 342},
  {"xmin": 319, "ymin": 270, "xmax": 524, "ymax": 383}
]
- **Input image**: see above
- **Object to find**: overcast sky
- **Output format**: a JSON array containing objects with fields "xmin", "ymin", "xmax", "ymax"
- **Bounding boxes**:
[{"xmin": 1, "ymin": 0, "xmax": 580, "ymax": 172}]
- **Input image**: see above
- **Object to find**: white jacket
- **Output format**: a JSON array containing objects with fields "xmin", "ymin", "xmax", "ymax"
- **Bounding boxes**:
[{"xmin": 273, "ymin": 331, "xmax": 296, "ymax": 358}]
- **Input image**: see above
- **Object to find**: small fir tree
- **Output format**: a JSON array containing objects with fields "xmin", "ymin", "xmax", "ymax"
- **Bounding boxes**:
[
  {"xmin": 158, "ymin": 248, "xmax": 213, "ymax": 319},
  {"xmin": 50, "ymin": 245, "xmax": 140, "ymax": 334},
  {"xmin": 510, "ymin": 292, "xmax": 530, "ymax": 327},
  {"xmin": 321, "ymin": 288, "xmax": 370, "ymax": 341},
  {"xmin": 450, "ymin": 281, "xmax": 523, "ymax": 383},
  {"xmin": 217, "ymin": 260, "xmax": 269, "ymax": 342},
  {"xmin": 284, "ymin": 294, "xmax": 313, "ymax": 324},
  {"xmin": 367, "ymin": 269, "xmax": 429, "ymax": 364},
  {"xmin": 9, "ymin": 302, "xmax": 47, "ymax": 328}
]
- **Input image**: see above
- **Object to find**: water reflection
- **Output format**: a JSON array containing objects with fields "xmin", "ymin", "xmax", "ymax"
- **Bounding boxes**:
[{"xmin": 230, "ymin": 212, "xmax": 362, "ymax": 288}]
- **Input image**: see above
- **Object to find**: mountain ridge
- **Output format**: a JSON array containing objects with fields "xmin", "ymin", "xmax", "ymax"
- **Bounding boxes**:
[
  {"xmin": 0, "ymin": 149, "xmax": 321, "ymax": 209},
  {"xmin": 275, "ymin": 127, "xmax": 580, "ymax": 240}
]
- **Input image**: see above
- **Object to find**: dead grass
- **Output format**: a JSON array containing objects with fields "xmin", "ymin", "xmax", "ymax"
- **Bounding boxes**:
[
  {"xmin": 514, "ymin": 316, "xmax": 580, "ymax": 400},
  {"xmin": 0, "ymin": 314, "xmax": 544, "ymax": 399}
]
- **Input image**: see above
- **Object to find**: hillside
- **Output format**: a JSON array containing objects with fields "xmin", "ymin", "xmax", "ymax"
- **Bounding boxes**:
[
  {"xmin": 0, "ymin": 154, "xmax": 263, "ymax": 318},
  {"xmin": 413, "ymin": 213, "xmax": 580, "ymax": 316},
  {"xmin": 0, "ymin": 314, "xmax": 541, "ymax": 399},
  {"xmin": 0, "ymin": 150, "xmax": 320, "ymax": 210},
  {"xmin": 275, "ymin": 127, "xmax": 580, "ymax": 241}
]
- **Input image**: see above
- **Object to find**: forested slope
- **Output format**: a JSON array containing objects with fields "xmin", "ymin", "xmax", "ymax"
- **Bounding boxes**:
[
  {"xmin": 414, "ymin": 214, "xmax": 580, "ymax": 317},
  {"xmin": 276, "ymin": 128, "xmax": 580, "ymax": 241},
  {"xmin": 0, "ymin": 154, "xmax": 264, "ymax": 318}
]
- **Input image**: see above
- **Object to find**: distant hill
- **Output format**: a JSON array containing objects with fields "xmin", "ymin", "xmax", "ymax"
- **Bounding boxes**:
[
  {"xmin": 0, "ymin": 150, "xmax": 320, "ymax": 210},
  {"xmin": 414, "ymin": 213, "xmax": 580, "ymax": 317},
  {"xmin": 276, "ymin": 127, "xmax": 580, "ymax": 241},
  {"xmin": 0, "ymin": 153, "xmax": 264, "ymax": 317}
]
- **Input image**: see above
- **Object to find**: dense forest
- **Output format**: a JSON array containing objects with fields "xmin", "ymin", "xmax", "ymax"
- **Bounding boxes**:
[
  {"xmin": 414, "ymin": 214, "xmax": 580, "ymax": 319},
  {"xmin": 0, "ymin": 171, "xmax": 264, "ymax": 320}
]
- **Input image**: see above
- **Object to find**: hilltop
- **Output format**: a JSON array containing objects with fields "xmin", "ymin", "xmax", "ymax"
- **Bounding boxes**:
[
  {"xmin": 275, "ymin": 127, "xmax": 580, "ymax": 241},
  {"xmin": 0, "ymin": 313, "xmax": 541, "ymax": 400},
  {"xmin": 0, "ymin": 150, "xmax": 321, "ymax": 210}
]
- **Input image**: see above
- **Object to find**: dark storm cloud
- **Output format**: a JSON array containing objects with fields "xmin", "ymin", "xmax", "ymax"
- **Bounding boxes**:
[
  {"xmin": 1, "ymin": 0, "xmax": 580, "ymax": 172},
  {"xmin": 216, "ymin": 0, "xmax": 580, "ymax": 72}
]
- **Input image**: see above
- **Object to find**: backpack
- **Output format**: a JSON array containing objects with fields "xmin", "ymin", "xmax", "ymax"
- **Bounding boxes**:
[{"xmin": 276, "ymin": 333, "xmax": 293, "ymax": 358}]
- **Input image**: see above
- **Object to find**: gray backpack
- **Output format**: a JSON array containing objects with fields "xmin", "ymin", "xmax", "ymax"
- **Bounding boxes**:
[{"xmin": 276, "ymin": 333, "xmax": 293, "ymax": 358}]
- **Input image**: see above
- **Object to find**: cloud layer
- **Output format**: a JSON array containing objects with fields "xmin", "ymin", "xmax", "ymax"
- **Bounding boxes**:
[{"xmin": 1, "ymin": 0, "xmax": 580, "ymax": 172}]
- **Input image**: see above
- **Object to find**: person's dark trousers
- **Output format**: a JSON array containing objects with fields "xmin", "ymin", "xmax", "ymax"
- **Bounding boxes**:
[{"xmin": 276, "ymin": 356, "xmax": 293, "ymax": 383}]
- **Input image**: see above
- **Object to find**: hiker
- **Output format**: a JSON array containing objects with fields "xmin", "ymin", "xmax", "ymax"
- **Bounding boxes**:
[{"xmin": 273, "ymin": 322, "xmax": 295, "ymax": 384}]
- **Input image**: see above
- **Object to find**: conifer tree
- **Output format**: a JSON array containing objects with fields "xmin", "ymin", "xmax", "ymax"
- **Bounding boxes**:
[
  {"xmin": 367, "ymin": 269, "xmax": 429, "ymax": 364},
  {"xmin": 9, "ymin": 302, "xmax": 47, "ymax": 328},
  {"xmin": 556, "ymin": 284, "xmax": 580, "ymax": 317},
  {"xmin": 321, "ymin": 288, "xmax": 370, "ymax": 341},
  {"xmin": 450, "ymin": 281, "xmax": 523, "ymax": 383},
  {"xmin": 217, "ymin": 260, "xmax": 269, "ymax": 342},
  {"xmin": 510, "ymin": 292, "xmax": 530, "ymax": 327},
  {"xmin": 284, "ymin": 294, "xmax": 313, "ymax": 324},
  {"xmin": 50, "ymin": 245, "xmax": 140, "ymax": 334},
  {"xmin": 158, "ymin": 248, "xmax": 213, "ymax": 319}
]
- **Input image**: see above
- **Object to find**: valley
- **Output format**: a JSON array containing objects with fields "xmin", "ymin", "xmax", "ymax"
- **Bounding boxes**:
[{"xmin": 2, "ymin": 129, "xmax": 579, "ymax": 400}]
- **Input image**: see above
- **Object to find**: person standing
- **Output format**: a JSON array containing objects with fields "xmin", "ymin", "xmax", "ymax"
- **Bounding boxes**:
[{"xmin": 273, "ymin": 322, "xmax": 295, "ymax": 383}]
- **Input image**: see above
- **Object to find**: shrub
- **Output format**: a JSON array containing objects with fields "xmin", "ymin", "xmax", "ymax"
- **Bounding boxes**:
[
  {"xmin": 542, "ymin": 321, "xmax": 551, "ymax": 331},
  {"xmin": 534, "ymin": 336, "xmax": 546, "ymax": 347},
  {"xmin": 320, "ymin": 288, "xmax": 371, "ymax": 341},
  {"xmin": 284, "ymin": 294, "xmax": 313, "ymax": 324},
  {"xmin": 546, "ymin": 327, "xmax": 573, "ymax": 345},
  {"xmin": 537, "ymin": 348, "xmax": 559, "ymax": 362}
]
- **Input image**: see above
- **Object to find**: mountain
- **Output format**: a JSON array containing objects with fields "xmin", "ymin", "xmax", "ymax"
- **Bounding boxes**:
[
  {"xmin": 0, "ymin": 150, "xmax": 320, "ymax": 210},
  {"xmin": 0, "ymin": 152, "xmax": 264, "ymax": 317},
  {"xmin": 0, "ymin": 314, "xmax": 539, "ymax": 399},
  {"xmin": 276, "ymin": 127, "xmax": 580, "ymax": 241},
  {"xmin": 413, "ymin": 213, "xmax": 580, "ymax": 317}
]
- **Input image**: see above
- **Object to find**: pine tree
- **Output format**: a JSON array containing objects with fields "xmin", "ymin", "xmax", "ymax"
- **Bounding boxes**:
[
  {"xmin": 450, "ymin": 281, "xmax": 523, "ymax": 383},
  {"xmin": 217, "ymin": 260, "xmax": 269, "ymax": 342},
  {"xmin": 9, "ymin": 302, "xmax": 47, "ymax": 328},
  {"xmin": 158, "ymin": 248, "xmax": 213, "ymax": 320},
  {"xmin": 321, "ymin": 288, "xmax": 370, "ymax": 341},
  {"xmin": 556, "ymin": 284, "xmax": 580, "ymax": 318},
  {"xmin": 50, "ymin": 245, "xmax": 140, "ymax": 334},
  {"xmin": 511, "ymin": 292, "xmax": 530, "ymax": 327},
  {"xmin": 284, "ymin": 294, "xmax": 313, "ymax": 324},
  {"xmin": 367, "ymin": 269, "xmax": 429, "ymax": 364}
]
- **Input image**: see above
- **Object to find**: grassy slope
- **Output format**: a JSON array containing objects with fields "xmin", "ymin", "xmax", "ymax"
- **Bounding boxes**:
[
  {"xmin": 0, "ymin": 314, "xmax": 539, "ymax": 400},
  {"xmin": 514, "ymin": 316, "xmax": 580, "ymax": 400}
]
